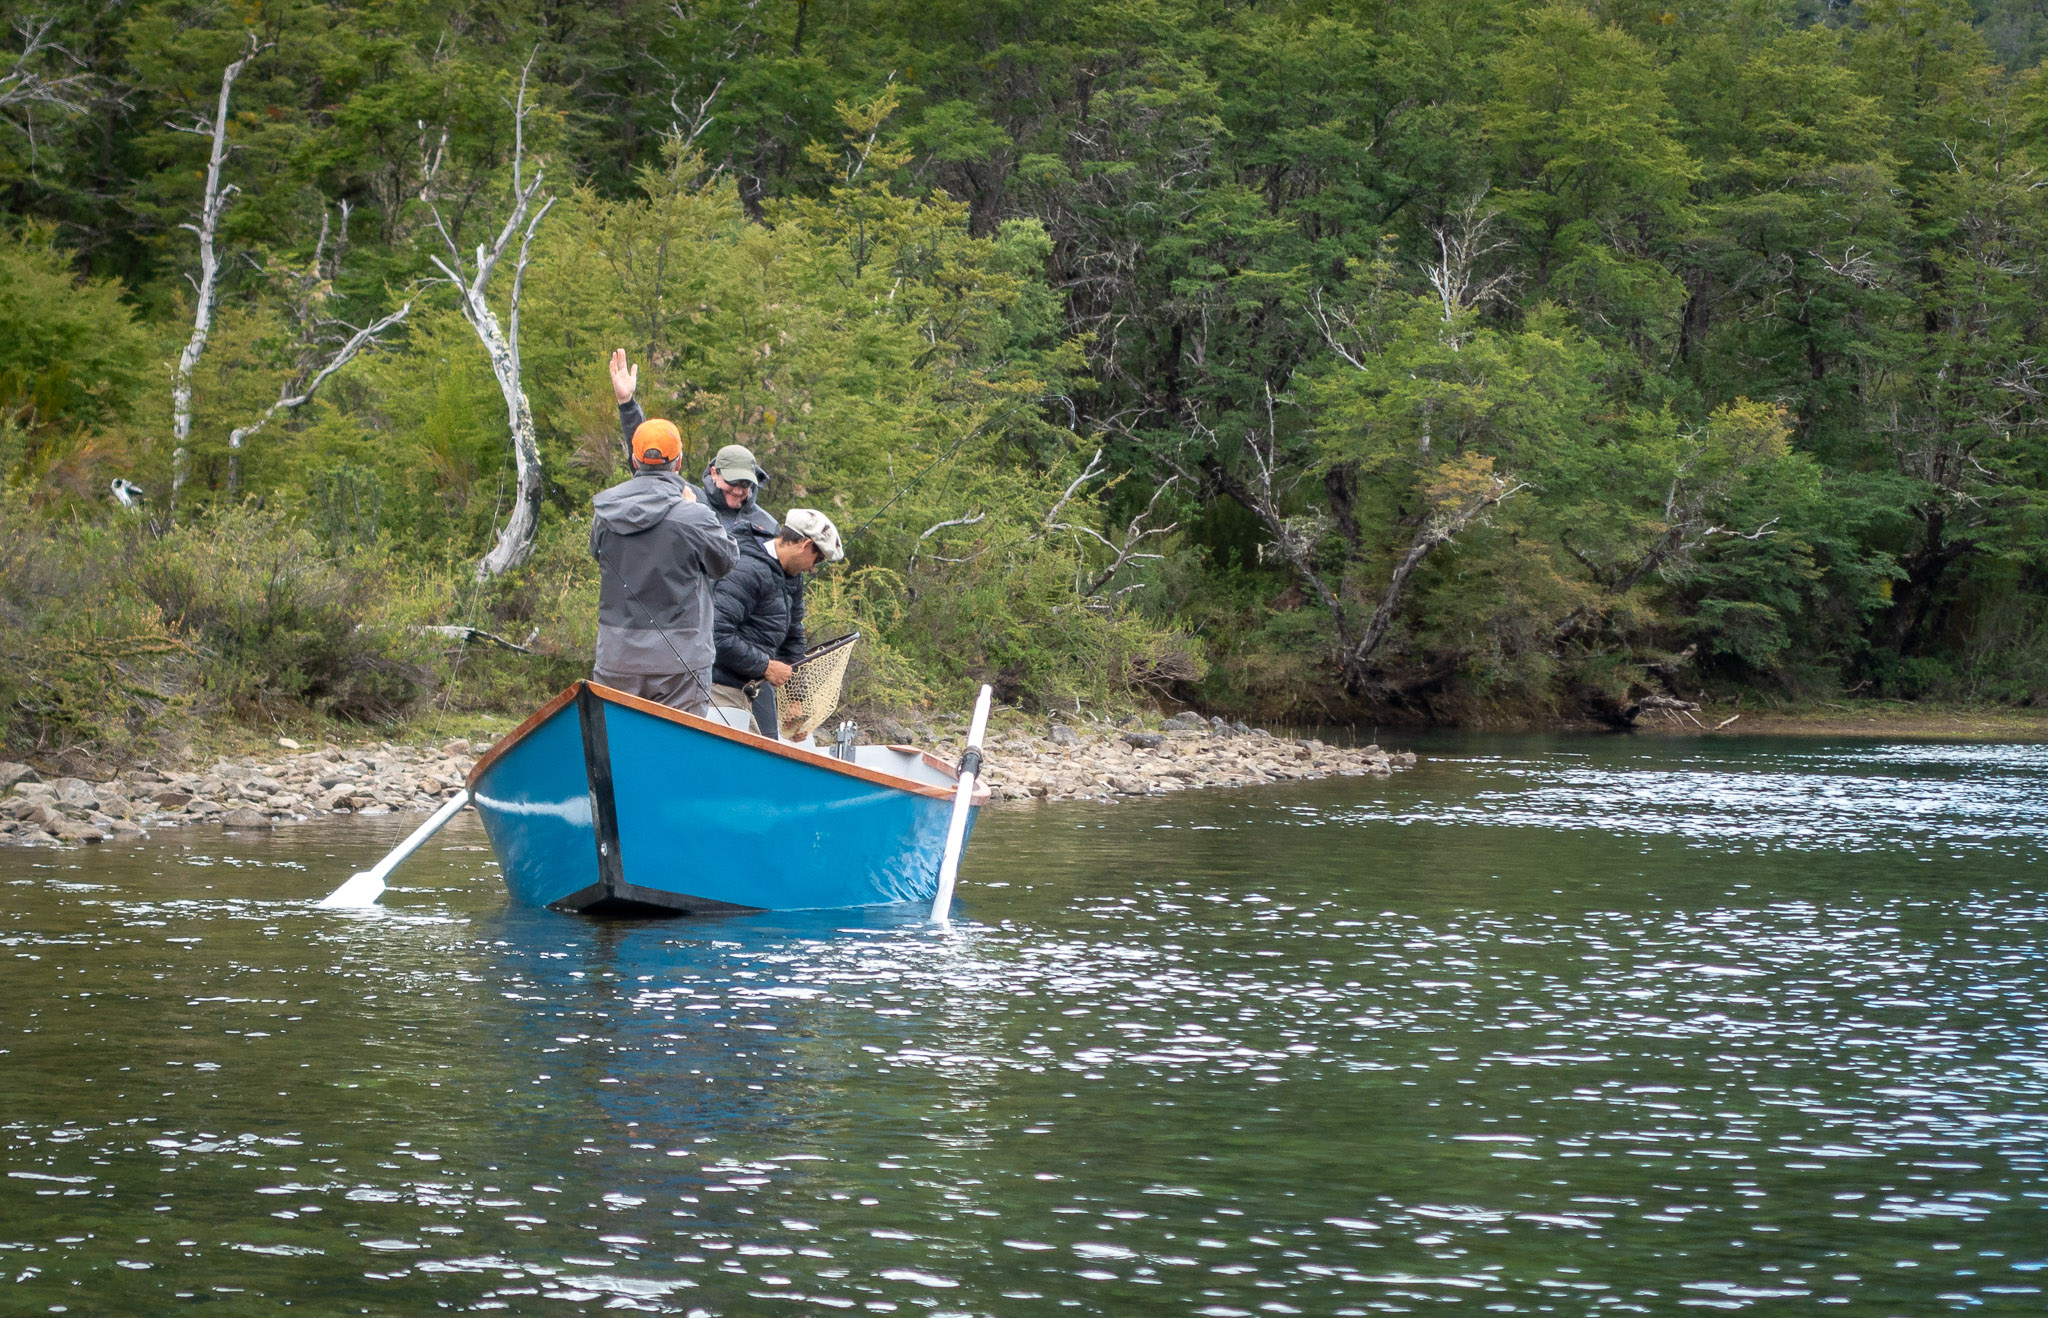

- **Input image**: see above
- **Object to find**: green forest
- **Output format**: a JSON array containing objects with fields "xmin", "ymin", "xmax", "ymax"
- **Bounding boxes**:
[{"xmin": 4, "ymin": 0, "xmax": 2048, "ymax": 755}]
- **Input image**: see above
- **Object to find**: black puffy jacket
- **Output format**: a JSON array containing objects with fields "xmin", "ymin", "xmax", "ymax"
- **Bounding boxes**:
[{"xmin": 711, "ymin": 532, "xmax": 808, "ymax": 687}]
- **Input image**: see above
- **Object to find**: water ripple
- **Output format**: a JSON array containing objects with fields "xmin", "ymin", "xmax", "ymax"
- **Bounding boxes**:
[{"xmin": 2, "ymin": 743, "xmax": 2045, "ymax": 1312}]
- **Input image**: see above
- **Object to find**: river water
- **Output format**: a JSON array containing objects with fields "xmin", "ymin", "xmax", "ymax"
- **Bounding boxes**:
[{"xmin": 4, "ymin": 735, "xmax": 2046, "ymax": 1314}]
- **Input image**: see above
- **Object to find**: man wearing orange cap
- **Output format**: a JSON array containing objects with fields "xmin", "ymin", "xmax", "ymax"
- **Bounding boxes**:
[{"xmin": 589, "ymin": 394, "xmax": 737, "ymax": 714}]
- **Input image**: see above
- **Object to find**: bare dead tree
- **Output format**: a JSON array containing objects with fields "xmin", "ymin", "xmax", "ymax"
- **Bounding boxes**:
[
  {"xmin": 1032, "ymin": 446, "xmax": 1180, "ymax": 602},
  {"xmin": 0, "ymin": 14, "xmax": 97, "ymax": 159},
  {"xmin": 222, "ymin": 205, "xmax": 417, "ymax": 488},
  {"xmin": 1554, "ymin": 417, "xmax": 1782, "ymax": 645},
  {"xmin": 1309, "ymin": 191, "xmax": 1512, "ymax": 368},
  {"xmin": 1074, "ymin": 476, "xmax": 1178, "ymax": 599},
  {"xmin": 907, "ymin": 511, "xmax": 987, "ymax": 575},
  {"xmin": 1039, "ymin": 446, "xmax": 1108, "ymax": 531},
  {"xmin": 1165, "ymin": 382, "xmax": 1528, "ymax": 692},
  {"xmin": 226, "ymin": 310, "xmax": 415, "ymax": 485},
  {"xmin": 419, "ymin": 53, "xmax": 556, "ymax": 581},
  {"xmin": 905, "ymin": 443, "xmax": 1178, "ymax": 606},
  {"xmin": 166, "ymin": 33, "xmax": 268, "ymax": 519},
  {"xmin": 667, "ymin": 74, "xmax": 724, "ymax": 150},
  {"xmin": 1169, "ymin": 387, "xmax": 1346, "ymax": 626},
  {"xmin": 1420, "ymin": 191, "xmax": 1515, "ymax": 343}
]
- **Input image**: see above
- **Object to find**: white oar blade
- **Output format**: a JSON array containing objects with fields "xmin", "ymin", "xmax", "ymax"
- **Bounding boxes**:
[
  {"xmin": 317, "ymin": 871, "xmax": 385, "ymax": 909},
  {"xmin": 314, "ymin": 789, "xmax": 471, "ymax": 911}
]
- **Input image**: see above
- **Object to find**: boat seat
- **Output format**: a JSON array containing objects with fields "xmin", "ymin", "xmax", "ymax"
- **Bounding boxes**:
[{"xmin": 703, "ymin": 704, "xmax": 754, "ymax": 733}]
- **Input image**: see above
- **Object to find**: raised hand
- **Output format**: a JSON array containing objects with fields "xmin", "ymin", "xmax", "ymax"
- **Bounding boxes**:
[{"xmin": 608, "ymin": 348, "xmax": 638, "ymax": 404}]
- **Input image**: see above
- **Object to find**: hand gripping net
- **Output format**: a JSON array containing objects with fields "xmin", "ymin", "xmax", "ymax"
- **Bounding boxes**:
[{"xmin": 778, "ymin": 633, "xmax": 859, "ymax": 742}]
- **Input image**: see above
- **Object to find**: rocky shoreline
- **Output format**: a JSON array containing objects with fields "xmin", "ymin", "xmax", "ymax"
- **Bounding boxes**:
[
  {"xmin": 0, "ymin": 740, "xmax": 479, "ymax": 848},
  {"xmin": 932, "ymin": 712, "xmax": 1417, "ymax": 803},
  {"xmin": 0, "ymin": 716, "xmax": 1415, "ymax": 849}
]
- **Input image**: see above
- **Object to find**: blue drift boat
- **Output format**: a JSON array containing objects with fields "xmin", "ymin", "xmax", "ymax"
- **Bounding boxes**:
[{"xmin": 463, "ymin": 681, "xmax": 988, "ymax": 916}]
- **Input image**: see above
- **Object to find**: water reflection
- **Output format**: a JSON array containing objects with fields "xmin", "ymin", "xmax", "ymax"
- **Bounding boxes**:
[{"xmin": 2, "ymin": 738, "xmax": 2046, "ymax": 1312}]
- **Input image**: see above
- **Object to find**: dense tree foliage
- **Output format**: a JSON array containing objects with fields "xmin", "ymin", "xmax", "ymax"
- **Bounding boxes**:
[{"xmin": 4, "ymin": 0, "xmax": 2048, "ymax": 747}]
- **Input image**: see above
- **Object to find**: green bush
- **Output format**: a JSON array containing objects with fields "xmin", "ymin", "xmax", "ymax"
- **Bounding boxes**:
[
  {"xmin": 132, "ymin": 509, "xmax": 436, "ymax": 724},
  {"xmin": 0, "ymin": 491, "xmax": 193, "ymax": 755}
]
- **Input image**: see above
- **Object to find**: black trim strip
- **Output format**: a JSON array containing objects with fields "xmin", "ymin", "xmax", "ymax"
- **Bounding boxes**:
[
  {"xmin": 547, "ymin": 881, "xmax": 609, "ymax": 914},
  {"xmin": 577, "ymin": 683, "xmax": 626, "ymax": 902},
  {"xmin": 546, "ymin": 879, "xmax": 761, "ymax": 919},
  {"xmin": 609, "ymin": 879, "xmax": 761, "ymax": 917}
]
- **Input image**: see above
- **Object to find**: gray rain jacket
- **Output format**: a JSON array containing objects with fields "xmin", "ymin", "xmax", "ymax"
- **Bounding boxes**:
[
  {"xmin": 589, "ymin": 471, "xmax": 737, "ymax": 687},
  {"xmin": 618, "ymin": 399, "xmax": 779, "ymax": 540}
]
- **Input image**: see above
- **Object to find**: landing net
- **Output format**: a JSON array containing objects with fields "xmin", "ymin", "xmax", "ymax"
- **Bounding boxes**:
[{"xmin": 779, "ymin": 632, "xmax": 859, "ymax": 742}]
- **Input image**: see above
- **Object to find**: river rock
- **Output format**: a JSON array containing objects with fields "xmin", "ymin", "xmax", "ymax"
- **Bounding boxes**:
[
  {"xmin": 0, "ymin": 761, "xmax": 36, "ymax": 791},
  {"xmin": 50, "ymin": 817, "xmax": 104, "ymax": 842},
  {"xmin": 4, "ymin": 799, "xmax": 60, "ymax": 831},
  {"xmin": 1122, "ymin": 731, "xmax": 1166, "ymax": 749},
  {"xmin": 48, "ymin": 777, "xmax": 97, "ymax": 808},
  {"xmin": 220, "ymin": 808, "xmax": 273, "ymax": 829}
]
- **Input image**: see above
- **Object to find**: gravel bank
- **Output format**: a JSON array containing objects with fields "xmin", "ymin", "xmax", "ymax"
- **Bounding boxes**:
[
  {"xmin": 938, "ymin": 715, "xmax": 1416, "ymax": 803},
  {"xmin": 0, "ymin": 717, "xmax": 1414, "ymax": 848},
  {"xmin": 0, "ymin": 741, "xmax": 479, "ymax": 849}
]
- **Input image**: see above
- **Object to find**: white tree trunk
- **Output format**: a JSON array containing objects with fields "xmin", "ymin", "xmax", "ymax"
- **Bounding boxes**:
[
  {"xmin": 420, "ymin": 53, "xmax": 554, "ymax": 582},
  {"xmin": 167, "ymin": 37, "xmax": 262, "ymax": 520},
  {"xmin": 465, "ymin": 288, "xmax": 546, "ymax": 581}
]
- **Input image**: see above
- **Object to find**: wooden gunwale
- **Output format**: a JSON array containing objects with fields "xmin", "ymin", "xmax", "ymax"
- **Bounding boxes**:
[{"xmin": 469, "ymin": 681, "xmax": 989, "ymax": 805}]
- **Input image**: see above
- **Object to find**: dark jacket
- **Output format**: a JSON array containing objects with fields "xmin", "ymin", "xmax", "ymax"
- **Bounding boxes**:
[
  {"xmin": 617, "ymin": 399, "xmax": 779, "ymax": 540},
  {"xmin": 711, "ymin": 530, "xmax": 809, "ymax": 688},
  {"xmin": 589, "ymin": 470, "xmax": 737, "ymax": 685}
]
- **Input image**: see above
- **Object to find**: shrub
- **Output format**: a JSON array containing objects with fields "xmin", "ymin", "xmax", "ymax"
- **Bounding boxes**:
[
  {"xmin": 0, "ymin": 490, "xmax": 193, "ymax": 755},
  {"xmin": 133, "ymin": 509, "xmax": 435, "ymax": 724}
]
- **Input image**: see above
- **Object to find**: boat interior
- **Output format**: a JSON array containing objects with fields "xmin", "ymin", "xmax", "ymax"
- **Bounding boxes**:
[{"xmin": 700, "ymin": 704, "xmax": 959, "ymax": 791}]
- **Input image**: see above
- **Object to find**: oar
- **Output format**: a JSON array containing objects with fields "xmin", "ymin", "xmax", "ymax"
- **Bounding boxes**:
[
  {"xmin": 930, "ymin": 685, "xmax": 993, "ymax": 924},
  {"xmin": 316, "ymin": 789, "xmax": 471, "ymax": 909}
]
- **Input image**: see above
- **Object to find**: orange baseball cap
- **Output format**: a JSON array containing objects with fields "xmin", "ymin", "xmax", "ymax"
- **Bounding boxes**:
[{"xmin": 632, "ymin": 418, "xmax": 682, "ymax": 466}]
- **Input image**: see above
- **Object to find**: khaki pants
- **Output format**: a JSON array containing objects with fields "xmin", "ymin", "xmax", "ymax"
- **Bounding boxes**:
[
  {"xmin": 709, "ymin": 683, "xmax": 759, "ymax": 733},
  {"xmin": 594, "ymin": 669, "xmax": 708, "ymax": 717}
]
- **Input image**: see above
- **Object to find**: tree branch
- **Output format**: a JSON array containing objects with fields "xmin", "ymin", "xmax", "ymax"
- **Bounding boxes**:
[
  {"xmin": 1345, "ymin": 473, "xmax": 1529, "ymax": 685},
  {"xmin": 226, "ymin": 297, "xmax": 417, "ymax": 457}
]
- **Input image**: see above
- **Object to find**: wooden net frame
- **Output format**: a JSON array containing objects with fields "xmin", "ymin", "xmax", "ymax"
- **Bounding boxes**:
[{"xmin": 778, "ymin": 632, "xmax": 859, "ymax": 741}]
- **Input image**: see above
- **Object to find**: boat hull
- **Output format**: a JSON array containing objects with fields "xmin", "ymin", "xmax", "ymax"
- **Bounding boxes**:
[{"xmin": 466, "ymin": 682, "xmax": 982, "ymax": 915}]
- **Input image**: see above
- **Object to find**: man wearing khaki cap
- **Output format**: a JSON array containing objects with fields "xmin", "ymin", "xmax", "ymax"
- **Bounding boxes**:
[
  {"xmin": 710, "ymin": 508, "xmax": 845, "ymax": 737},
  {"xmin": 610, "ymin": 350, "xmax": 778, "ymax": 541}
]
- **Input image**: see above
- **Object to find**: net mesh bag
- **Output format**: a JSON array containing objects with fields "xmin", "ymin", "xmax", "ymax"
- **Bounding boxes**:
[{"xmin": 778, "ymin": 636, "xmax": 858, "ymax": 742}]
